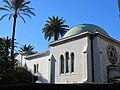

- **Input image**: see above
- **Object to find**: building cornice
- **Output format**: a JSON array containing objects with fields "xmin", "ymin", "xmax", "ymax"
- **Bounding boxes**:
[
  {"xmin": 49, "ymin": 31, "xmax": 120, "ymax": 47},
  {"xmin": 49, "ymin": 32, "xmax": 91, "ymax": 47},
  {"xmin": 25, "ymin": 50, "xmax": 50, "ymax": 59},
  {"xmin": 94, "ymin": 32, "xmax": 120, "ymax": 46}
]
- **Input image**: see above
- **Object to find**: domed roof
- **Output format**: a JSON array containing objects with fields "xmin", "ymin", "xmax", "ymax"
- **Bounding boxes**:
[{"xmin": 63, "ymin": 24, "xmax": 109, "ymax": 38}]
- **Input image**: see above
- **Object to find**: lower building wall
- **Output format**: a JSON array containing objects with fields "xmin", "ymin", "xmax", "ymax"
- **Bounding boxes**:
[
  {"xmin": 109, "ymin": 68, "xmax": 120, "ymax": 79},
  {"xmin": 98, "ymin": 35, "xmax": 120, "ymax": 83},
  {"xmin": 24, "ymin": 55, "xmax": 51, "ymax": 83},
  {"xmin": 50, "ymin": 36, "xmax": 91, "ymax": 84}
]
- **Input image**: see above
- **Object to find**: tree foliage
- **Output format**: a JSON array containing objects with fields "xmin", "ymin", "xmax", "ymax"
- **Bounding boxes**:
[
  {"xmin": 0, "ymin": 37, "xmax": 11, "ymax": 72},
  {"xmin": 19, "ymin": 44, "xmax": 35, "ymax": 52},
  {"xmin": 0, "ymin": 0, "xmax": 35, "ymax": 67},
  {"xmin": 0, "ymin": 0, "xmax": 35, "ymax": 22},
  {"xmin": 0, "ymin": 67, "xmax": 33, "ymax": 84},
  {"xmin": 42, "ymin": 16, "xmax": 69, "ymax": 41},
  {"xmin": 0, "ymin": 37, "xmax": 33, "ymax": 84}
]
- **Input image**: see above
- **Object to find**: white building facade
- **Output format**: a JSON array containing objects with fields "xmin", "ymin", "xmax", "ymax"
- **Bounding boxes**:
[{"xmin": 15, "ymin": 24, "xmax": 120, "ymax": 84}]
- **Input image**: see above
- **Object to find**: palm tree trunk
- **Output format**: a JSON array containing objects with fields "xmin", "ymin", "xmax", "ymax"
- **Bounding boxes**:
[
  {"xmin": 54, "ymin": 33, "xmax": 58, "ymax": 41},
  {"xmin": 118, "ymin": 0, "xmax": 120, "ymax": 17},
  {"xmin": 11, "ymin": 14, "xmax": 17, "ymax": 69}
]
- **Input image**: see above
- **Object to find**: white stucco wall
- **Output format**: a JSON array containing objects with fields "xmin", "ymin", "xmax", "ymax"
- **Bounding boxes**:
[
  {"xmin": 49, "ymin": 33, "xmax": 92, "ymax": 84},
  {"xmin": 97, "ymin": 34, "xmax": 120, "ymax": 82},
  {"xmin": 15, "ymin": 52, "xmax": 51, "ymax": 83},
  {"xmin": 15, "ymin": 54, "xmax": 26, "ymax": 67},
  {"xmin": 15, "ymin": 33, "xmax": 120, "ymax": 84}
]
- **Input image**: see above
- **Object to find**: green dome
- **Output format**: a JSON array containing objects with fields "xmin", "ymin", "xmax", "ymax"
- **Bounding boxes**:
[{"xmin": 63, "ymin": 24, "xmax": 109, "ymax": 38}]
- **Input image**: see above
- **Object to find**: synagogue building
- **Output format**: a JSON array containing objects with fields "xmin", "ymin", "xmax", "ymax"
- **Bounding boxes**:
[{"xmin": 15, "ymin": 24, "xmax": 120, "ymax": 84}]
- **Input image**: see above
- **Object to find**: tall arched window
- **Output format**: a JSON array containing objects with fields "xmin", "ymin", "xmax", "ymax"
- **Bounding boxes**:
[
  {"xmin": 65, "ymin": 52, "xmax": 69, "ymax": 73},
  {"xmin": 71, "ymin": 52, "xmax": 74, "ymax": 72},
  {"xmin": 34, "ymin": 64, "xmax": 36, "ymax": 73},
  {"xmin": 60, "ymin": 55, "xmax": 64, "ymax": 74},
  {"xmin": 37, "ymin": 64, "xmax": 39, "ymax": 73}
]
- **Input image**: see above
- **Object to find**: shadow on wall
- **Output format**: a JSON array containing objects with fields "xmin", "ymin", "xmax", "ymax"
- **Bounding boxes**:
[
  {"xmin": 33, "ymin": 72, "xmax": 48, "ymax": 83},
  {"xmin": 38, "ymin": 72, "xmax": 48, "ymax": 83},
  {"xmin": 35, "ymin": 55, "xmax": 56, "ymax": 84},
  {"xmin": 51, "ymin": 55, "xmax": 56, "ymax": 83}
]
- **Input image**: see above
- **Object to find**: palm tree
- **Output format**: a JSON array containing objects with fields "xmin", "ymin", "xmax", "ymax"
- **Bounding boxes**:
[
  {"xmin": 19, "ymin": 44, "xmax": 34, "ymax": 52},
  {"xmin": 42, "ymin": 16, "xmax": 69, "ymax": 41},
  {"xmin": 0, "ymin": 0, "xmax": 35, "ymax": 68}
]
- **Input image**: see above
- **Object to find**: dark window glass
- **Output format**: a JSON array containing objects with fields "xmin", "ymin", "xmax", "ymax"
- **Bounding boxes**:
[
  {"xmin": 37, "ymin": 64, "xmax": 39, "ymax": 73},
  {"xmin": 34, "ymin": 64, "xmax": 36, "ymax": 73},
  {"xmin": 61, "ymin": 55, "xmax": 64, "ymax": 74},
  {"xmin": 66, "ymin": 52, "xmax": 69, "ymax": 73},
  {"xmin": 71, "ymin": 53, "xmax": 74, "ymax": 72}
]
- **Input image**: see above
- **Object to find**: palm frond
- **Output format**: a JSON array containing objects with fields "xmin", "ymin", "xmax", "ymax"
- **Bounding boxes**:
[
  {"xmin": 28, "ymin": 7, "xmax": 35, "ymax": 10},
  {"xmin": 48, "ymin": 17, "xmax": 53, "ymax": 22},
  {"xmin": 8, "ymin": 14, "xmax": 13, "ymax": 20},
  {"xmin": 0, "ymin": 14, "xmax": 9, "ymax": 20},
  {"xmin": 18, "ymin": 13, "xmax": 26, "ymax": 23},
  {"xmin": 20, "ymin": 1, "xmax": 31, "ymax": 8},
  {"xmin": 0, "ymin": 7, "xmax": 11, "ymax": 12},
  {"xmin": 27, "ymin": 9, "xmax": 35, "ymax": 16},
  {"xmin": 52, "ymin": 16, "xmax": 56, "ymax": 22},
  {"xmin": 19, "ymin": 44, "xmax": 34, "ymax": 52},
  {"xmin": 21, "ymin": 12, "xmax": 32, "ymax": 18},
  {"xmin": 42, "ymin": 16, "xmax": 69, "ymax": 41},
  {"xmin": 3, "ymin": 0, "xmax": 12, "ymax": 8},
  {"xmin": 61, "ymin": 25, "xmax": 69, "ymax": 28}
]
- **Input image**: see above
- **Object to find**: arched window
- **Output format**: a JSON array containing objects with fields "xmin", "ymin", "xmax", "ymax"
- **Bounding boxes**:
[
  {"xmin": 65, "ymin": 52, "xmax": 69, "ymax": 73},
  {"xmin": 60, "ymin": 55, "xmax": 64, "ymax": 74},
  {"xmin": 34, "ymin": 64, "xmax": 36, "ymax": 73},
  {"xmin": 71, "ymin": 52, "xmax": 74, "ymax": 72},
  {"xmin": 37, "ymin": 64, "xmax": 39, "ymax": 73}
]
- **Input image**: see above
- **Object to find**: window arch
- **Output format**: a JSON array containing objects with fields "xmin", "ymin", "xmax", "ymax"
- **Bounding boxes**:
[
  {"xmin": 60, "ymin": 55, "xmax": 64, "ymax": 74},
  {"xmin": 71, "ymin": 52, "xmax": 74, "ymax": 72},
  {"xmin": 65, "ymin": 52, "xmax": 69, "ymax": 73}
]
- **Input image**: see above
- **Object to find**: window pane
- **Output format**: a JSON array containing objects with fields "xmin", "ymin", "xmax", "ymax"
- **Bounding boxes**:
[
  {"xmin": 71, "ymin": 53, "xmax": 74, "ymax": 72},
  {"xmin": 66, "ymin": 52, "xmax": 69, "ymax": 73},
  {"xmin": 34, "ymin": 64, "xmax": 36, "ymax": 73},
  {"xmin": 37, "ymin": 64, "xmax": 39, "ymax": 73},
  {"xmin": 61, "ymin": 55, "xmax": 64, "ymax": 73}
]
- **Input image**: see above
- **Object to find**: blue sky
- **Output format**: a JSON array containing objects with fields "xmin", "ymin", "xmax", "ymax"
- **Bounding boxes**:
[{"xmin": 0, "ymin": 0, "xmax": 119, "ymax": 52}]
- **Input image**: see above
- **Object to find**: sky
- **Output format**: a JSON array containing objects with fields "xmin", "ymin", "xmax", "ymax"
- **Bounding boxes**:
[{"xmin": 0, "ymin": 0, "xmax": 120, "ymax": 53}]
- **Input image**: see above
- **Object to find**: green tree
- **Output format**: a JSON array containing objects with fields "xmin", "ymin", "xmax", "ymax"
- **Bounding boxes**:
[
  {"xmin": 0, "ymin": 37, "xmax": 11, "ymax": 71},
  {"xmin": 42, "ymin": 16, "xmax": 69, "ymax": 41},
  {"xmin": 0, "ymin": 37, "xmax": 11, "ymax": 84},
  {"xmin": 13, "ymin": 67, "xmax": 33, "ymax": 84},
  {"xmin": 0, "ymin": 37, "xmax": 33, "ymax": 84},
  {"xmin": 0, "ymin": 0, "xmax": 35, "ymax": 68},
  {"xmin": 19, "ymin": 44, "xmax": 34, "ymax": 52}
]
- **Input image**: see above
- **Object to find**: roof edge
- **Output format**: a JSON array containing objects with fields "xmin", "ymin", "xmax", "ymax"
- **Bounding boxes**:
[{"xmin": 25, "ymin": 50, "xmax": 50, "ymax": 59}]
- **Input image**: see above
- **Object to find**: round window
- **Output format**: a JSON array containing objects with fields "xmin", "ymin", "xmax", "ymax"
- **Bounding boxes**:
[{"xmin": 107, "ymin": 44, "xmax": 117, "ymax": 64}]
